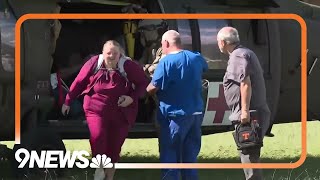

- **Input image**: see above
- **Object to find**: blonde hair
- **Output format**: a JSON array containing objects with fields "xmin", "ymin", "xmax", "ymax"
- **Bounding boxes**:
[{"xmin": 103, "ymin": 40, "xmax": 126, "ymax": 56}]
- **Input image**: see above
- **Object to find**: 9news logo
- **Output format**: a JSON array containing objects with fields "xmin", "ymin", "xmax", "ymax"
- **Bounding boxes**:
[{"xmin": 15, "ymin": 148, "xmax": 113, "ymax": 169}]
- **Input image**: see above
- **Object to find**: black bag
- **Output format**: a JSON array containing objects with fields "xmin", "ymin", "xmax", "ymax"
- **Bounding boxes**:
[{"xmin": 232, "ymin": 110, "xmax": 263, "ymax": 150}]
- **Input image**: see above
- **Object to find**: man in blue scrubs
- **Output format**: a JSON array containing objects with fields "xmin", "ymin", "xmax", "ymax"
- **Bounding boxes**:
[{"xmin": 146, "ymin": 30, "xmax": 208, "ymax": 180}]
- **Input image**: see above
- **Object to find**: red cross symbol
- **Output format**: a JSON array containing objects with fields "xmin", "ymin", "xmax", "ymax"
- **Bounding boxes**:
[{"xmin": 207, "ymin": 84, "xmax": 229, "ymax": 123}]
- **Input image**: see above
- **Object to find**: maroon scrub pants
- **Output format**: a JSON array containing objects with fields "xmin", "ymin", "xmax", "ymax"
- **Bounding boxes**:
[{"xmin": 86, "ymin": 108, "xmax": 129, "ymax": 163}]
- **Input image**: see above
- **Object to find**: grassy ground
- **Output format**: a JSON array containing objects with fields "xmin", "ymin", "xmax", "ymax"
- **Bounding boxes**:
[{"xmin": 1, "ymin": 121, "xmax": 319, "ymax": 180}]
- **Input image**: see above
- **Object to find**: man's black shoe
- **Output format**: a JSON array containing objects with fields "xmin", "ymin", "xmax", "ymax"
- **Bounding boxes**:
[{"xmin": 265, "ymin": 132, "xmax": 275, "ymax": 137}]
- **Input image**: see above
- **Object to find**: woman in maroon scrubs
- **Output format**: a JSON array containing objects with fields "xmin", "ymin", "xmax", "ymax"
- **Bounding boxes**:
[{"xmin": 61, "ymin": 40, "xmax": 148, "ymax": 180}]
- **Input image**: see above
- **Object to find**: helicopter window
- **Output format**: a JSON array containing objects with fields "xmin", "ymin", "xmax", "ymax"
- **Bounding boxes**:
[
  {"xmin": 198, "ymin": 19, "xmax": 229, "ymax": 70},
  {"xmin": 0, "ymin": 1, "xmax": 15, "ymax": 72},
  {"xmin": 177, "ymin": 20, "xmax": 193, "ymax": 51}
]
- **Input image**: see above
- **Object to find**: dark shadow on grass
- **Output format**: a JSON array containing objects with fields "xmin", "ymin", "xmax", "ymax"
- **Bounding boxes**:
[
  {"xmin": 1, "ymin": 155, "xmax": 319, "ymax": 180},
  {"xmin": 119, "ymin": 155, "xmax": 301, "ymax": 163}
]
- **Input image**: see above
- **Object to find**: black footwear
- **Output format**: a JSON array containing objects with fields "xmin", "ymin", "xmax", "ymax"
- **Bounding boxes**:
[{"xmin": 265, "ymin": 132, "xmax": 275, "ymax": 137}]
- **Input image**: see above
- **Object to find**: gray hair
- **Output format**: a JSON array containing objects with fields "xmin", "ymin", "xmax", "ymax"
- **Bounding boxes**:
[
  {"xmin": 217, "ymin": 27, "xmax": 240, "ymax": 45},
  {"xmin": 162, "ymin": 30, "xmax": 181, "ymax": 46}
]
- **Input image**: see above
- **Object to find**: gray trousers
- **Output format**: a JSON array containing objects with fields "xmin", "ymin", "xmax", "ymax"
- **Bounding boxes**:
[{"xmin": 233, "ymin": 104, "xmax": 271, "ymax": 180}]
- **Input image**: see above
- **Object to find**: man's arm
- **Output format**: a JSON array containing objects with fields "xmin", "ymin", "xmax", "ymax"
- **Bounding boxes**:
[
  {"xmin": 146, "ymin": 83, "xmax": 158, "ymax": 95},
  {"xmin": 202, "ymin": 56, "xmax": 209, "ymax": 72},
  {"xmin": 146, "ymin": 59, "xmax": 167, "ymax": 95},
  {"xmin": 240, "ymin": 76, "xmax": 252, "ymax": 123}
]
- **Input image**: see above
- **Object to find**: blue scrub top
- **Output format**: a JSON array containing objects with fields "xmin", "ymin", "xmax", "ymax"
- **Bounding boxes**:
[{"xmin": 151, "ymin": 50, "xmax": 208, "ymax": 117}]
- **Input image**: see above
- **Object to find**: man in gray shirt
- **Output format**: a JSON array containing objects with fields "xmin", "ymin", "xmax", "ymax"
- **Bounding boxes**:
[{"xmin": 217, "ymin": 27, "xmax": 271, "ymax": 180}]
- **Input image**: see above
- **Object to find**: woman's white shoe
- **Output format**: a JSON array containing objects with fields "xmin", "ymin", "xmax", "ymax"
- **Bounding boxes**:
[{"xmin": 94, "ymin": 167, "xmax": 105, "ymax": 180}]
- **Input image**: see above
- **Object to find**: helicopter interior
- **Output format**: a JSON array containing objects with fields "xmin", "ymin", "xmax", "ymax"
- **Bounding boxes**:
[{"xmin": 47, "ymin": 1, "xmax": 166, "ymax": 124}]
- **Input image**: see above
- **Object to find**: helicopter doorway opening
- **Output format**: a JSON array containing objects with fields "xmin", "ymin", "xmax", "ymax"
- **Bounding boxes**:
[{"xmin": 49, "ymin": 2, "xmax": 165, "ymax": 127}]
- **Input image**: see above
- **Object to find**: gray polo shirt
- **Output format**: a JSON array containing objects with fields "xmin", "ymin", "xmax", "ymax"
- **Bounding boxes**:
[{"xmin": 223, "ymin": 45, "xmax": 267, "ymax": 121}]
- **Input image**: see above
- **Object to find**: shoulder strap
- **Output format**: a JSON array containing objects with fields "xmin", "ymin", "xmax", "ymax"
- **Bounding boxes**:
[
  {"xmin": 94, "ymin": 54, "xmax": 104, "ymax": 74},
  {"xmin": 118, "ymin": 56, "xmax": 129, "ymax": 82},
  {"xmin": 119, "ymin": 56, "xmax": 136, "ymax": 89}
]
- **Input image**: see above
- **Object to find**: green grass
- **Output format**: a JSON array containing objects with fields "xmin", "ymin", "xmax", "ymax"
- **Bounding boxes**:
[{"xmin": 1, "ymin": 121, "xmax": 319, "ymax": 180}]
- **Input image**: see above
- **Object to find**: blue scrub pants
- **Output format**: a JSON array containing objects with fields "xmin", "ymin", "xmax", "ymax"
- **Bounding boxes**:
[{"xmin": 158, "ymin": 112, "xmax": 204, "ymax": 180}]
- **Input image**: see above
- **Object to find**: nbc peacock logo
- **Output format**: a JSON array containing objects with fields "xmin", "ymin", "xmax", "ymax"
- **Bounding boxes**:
[{"xmin": 90, "ymin": 154, "xmax": 113, "ymax": 168}]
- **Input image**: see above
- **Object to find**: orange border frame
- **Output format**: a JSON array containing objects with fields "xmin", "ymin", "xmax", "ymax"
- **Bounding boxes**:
[{"xmin": 15, "ymin": 14, "xmax": 307, "ymax": 169}]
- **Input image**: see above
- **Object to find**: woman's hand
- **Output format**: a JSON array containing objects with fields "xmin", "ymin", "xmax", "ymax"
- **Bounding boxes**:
[
  {"xmin": 61, "ymin": 104, "xmax": 70, "ymax": 116},
  {"xmin": 118, "ymin": 95, "xmax": 133, "ymax": 107}
]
